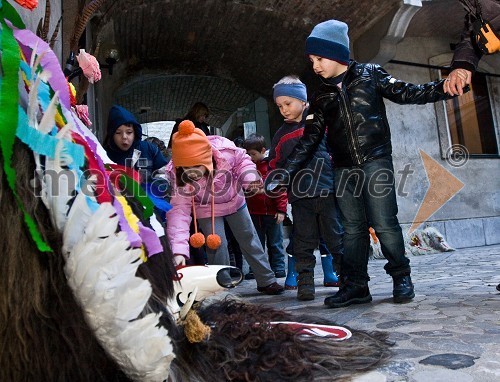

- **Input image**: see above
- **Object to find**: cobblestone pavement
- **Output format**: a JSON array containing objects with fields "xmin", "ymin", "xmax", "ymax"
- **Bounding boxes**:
[{"xmin": 232, "ymin": 244, "xmax": 500, "ymax": 382}]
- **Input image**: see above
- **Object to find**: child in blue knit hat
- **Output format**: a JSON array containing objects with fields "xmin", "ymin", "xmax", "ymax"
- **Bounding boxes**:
[
  {"xmin": 279, "ymin": 19, "xmax": 467, "ymax": 308},
  {"xmin": 268, "ymin": 75, "xmax": 344, "ymax": 301}
]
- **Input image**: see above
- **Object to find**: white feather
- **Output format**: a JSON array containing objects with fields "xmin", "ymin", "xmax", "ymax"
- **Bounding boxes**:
[
  {"xmin": 64, "ymin": 203, "xmax": 174, "ymax": 381},
  {"xmin": 28, "ymin": 75, "xmax": 42, "ymax": 127},
  {"xmin": 62, "ymin": 187, "xmax": 96, "ymax": 255},
  {"xmin": 38, "ymin": 90, "xmax": 59, "ymax": 134}
]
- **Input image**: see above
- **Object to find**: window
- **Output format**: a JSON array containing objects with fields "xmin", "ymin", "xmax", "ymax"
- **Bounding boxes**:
[{"xmin": 441, "ymin": 70, "xmax": 498, "ymax": 155}]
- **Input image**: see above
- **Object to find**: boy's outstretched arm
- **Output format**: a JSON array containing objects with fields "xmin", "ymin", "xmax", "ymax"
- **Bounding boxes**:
[{"xmin": 375, "ymin": 64, "xmax": 465, "ymax": 104}]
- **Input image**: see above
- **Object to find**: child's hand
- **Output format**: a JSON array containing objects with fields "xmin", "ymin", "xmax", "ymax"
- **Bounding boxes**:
[
  {"xmin": 173, "ymin": 254, "xmax": 186, "ymax": 267},
  {"xmin": 246, "ymin": 181, "xmax": 264, "ymax": 196},
  {"xmin": 264, "ymin": 172, "xmax": 290, "ymax": 194},
  {"xmin": 275, "ymin": 212, "xmax": 285, "ymax": 224}
]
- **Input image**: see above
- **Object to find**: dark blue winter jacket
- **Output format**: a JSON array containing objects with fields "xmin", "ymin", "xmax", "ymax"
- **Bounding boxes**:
[
  {"xmin": 104, "ymin": 105, "xmax": 168, "ymax": 181},
  {"xmin": 268, "ymin": 110, "xmax": 335, "ymax": 204}
]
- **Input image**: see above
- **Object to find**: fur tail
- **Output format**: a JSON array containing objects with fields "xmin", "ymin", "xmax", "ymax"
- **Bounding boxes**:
[{"xmin": 170, "ymin": 297, "xmax": 393, "ymax": 381}]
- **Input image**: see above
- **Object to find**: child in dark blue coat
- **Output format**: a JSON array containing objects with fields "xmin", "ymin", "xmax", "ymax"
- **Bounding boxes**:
[
  {"xmin": 104, "ymin": 105, "xmax": 168, "ymax": 182},
  {"xmin": 104, "ymin": 105, "xmax": 170, "ymax": 223}
]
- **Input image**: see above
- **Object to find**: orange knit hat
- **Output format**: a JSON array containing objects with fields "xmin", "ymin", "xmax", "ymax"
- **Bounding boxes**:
[{"xmin": 171, "ymin": 120, "xmax": 213, "ymax": 172}]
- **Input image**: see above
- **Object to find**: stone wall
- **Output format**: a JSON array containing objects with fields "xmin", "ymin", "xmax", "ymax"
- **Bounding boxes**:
[{"xmin": 386, "ymin": 37, "xmax": 500, "ymax": 247}]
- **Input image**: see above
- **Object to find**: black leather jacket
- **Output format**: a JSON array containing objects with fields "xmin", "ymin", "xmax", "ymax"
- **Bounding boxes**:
[{"xmin": 284, "ymin": 61, "xmax": 451, "ymax": 175}]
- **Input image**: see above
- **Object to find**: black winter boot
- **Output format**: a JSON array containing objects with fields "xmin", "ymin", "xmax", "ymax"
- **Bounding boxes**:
[
  {"xmin": 393, "ymin": 275, "xmax": 415, "ymax": 303},
  {"xmin": 324, "ymin": 283, "xmax": 372, "ymax": 308},
  {"xmin": 297, "ymin": 271, "xmax": 315, "ymax": 301}
]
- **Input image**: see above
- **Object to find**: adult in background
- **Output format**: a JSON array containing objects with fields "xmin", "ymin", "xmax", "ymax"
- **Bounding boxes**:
[
  {"xmin": 444, "ymin": 0, "xmax": 499, "ymax": 293},
  {"xmin": 444, "ymin": 0, "xmax": 500, "ymax": 96},
  {"xmin": 168, "ymin": 102, "xmax": 212, "ymax": 148}
]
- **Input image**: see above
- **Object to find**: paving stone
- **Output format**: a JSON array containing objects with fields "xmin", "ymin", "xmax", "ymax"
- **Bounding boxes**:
[
  {"xmin": 387, "ymin": 331, "xmax": 411, "ymax": 341},
  {"xmin": 392, "ymin": 348, "xmax": 432, "ymax": 359},
  {"xmin": 408, "ymin": 330, "xmax": 454, "ymax": 337},
  {"xmin": 419, "ymin": 353, "xmax": 478, "ymax": 369},
  {"xmin": 379, "ymin": 360, "xmax": 415, "ymax": 376},
  {"xmin": 377, "ymin": 320, "xmax": 418, "ymax": 329},
  {"xmin": 235, "ymin": 244, "xmax": 500, "ymax": 380},
  {"xmin": 411, "ymin": 369, "xmax": 474, "ymax": 382},
  {"xmin": 411, "ymin": 338, "xmax": 482, "ymax": 355},
  {"xmin": 352, "ymin": 371, "xmax": 387, "ymax": 382}
]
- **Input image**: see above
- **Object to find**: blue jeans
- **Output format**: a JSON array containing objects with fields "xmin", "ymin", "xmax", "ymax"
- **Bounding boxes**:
[
  {"xmin": 334, "ymin": 156, "xmax": 410, "ymax": 285},
  {"xmin": 290, "ymin": 194, "xmax": 344, "ymax": 274},
  {"xmin": 251, "ymin": 214, "xmax": 286, "ymax": 273}
]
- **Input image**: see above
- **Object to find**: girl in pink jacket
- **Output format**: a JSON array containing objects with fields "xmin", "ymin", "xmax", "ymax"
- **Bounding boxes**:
[{"xmin": 166, "ymin": 120, "xmax": 284, "ymax": 295}]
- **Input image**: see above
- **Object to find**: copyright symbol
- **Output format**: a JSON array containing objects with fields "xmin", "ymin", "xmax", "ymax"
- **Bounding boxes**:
[{"xmin": 445, "ymin": 144, "xmax": 469, "ymax": 168}]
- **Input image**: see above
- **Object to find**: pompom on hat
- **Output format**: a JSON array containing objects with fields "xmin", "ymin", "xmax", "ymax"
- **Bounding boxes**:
[
  {"xmin": 305, "ymin": 19, "xmax": 350, "ymax": 65},
  {"xmin": 172, "ymin": 120, "xmax": 213, "ymax": 173}
]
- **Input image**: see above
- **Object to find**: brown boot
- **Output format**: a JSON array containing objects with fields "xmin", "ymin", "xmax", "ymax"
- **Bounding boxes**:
[{"xmin": 297, "ymin": 272, "xmax": 315, "ymax": 301}]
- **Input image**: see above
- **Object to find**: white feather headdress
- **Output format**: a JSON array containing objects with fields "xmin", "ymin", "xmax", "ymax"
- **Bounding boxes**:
[{"xmin": 12, "ymin": 26, "xmax": 175, "ymax": 381}]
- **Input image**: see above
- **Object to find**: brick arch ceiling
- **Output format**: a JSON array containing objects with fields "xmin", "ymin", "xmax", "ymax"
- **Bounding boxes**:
[
  {"xmin": 94, "ymin": 0, "xmax": 404, "ymax": 126},
  {"xmin": 115, "ymin": 74, "xmax": 260, "ymax": 128}
]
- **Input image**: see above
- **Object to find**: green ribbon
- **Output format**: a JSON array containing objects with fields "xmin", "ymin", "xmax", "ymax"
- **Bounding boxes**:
[
  {"xmin": 119, "ymin": 173, "xmax": 154, "ymax": 219},
  {"xmin": 1, "ymin": 1, "xmax": 52, "ymax": 252},
  {"xmin": 1, "ymin": 0, "xmax": 25, "ymax": 29}
]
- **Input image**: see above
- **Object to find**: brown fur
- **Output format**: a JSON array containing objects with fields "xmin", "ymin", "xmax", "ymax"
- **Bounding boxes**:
[
  {"xmin": 171, "ymin": 297, "xmax": 392, "ymax": 382},
  {"xmin": 0, "ymin": 142, "xmax": 129, "ymax": 381}
]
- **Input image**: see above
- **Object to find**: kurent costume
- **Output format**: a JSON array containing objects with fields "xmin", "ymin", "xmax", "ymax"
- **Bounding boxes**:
[{"xmin": 1, "ymin": 3, "xmax": 393, "ymax": 381}]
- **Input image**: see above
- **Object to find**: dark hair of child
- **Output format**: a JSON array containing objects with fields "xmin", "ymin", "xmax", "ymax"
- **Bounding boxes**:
[
  {"xmin": 243, "ymin": 134, "xmax": 266, "ymax": 152},
  {"xmin": 175, "ymin": 157, "xmax": 217, "ymax": 187}
]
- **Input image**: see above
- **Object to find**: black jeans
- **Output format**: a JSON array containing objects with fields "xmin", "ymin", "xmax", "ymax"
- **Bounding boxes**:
[
  {"xmin": 291, "ymin": 194, "xmax": 344, "ymax": 274},
  {"xmin": 334, "ymin": 156, "xmax": 410, "ymax": 285}
]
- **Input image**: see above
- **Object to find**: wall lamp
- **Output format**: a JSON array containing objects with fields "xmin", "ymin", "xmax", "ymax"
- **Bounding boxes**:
[{"xmin": 99, "ymin": 48, "xmax": 120, "ymax": 76}]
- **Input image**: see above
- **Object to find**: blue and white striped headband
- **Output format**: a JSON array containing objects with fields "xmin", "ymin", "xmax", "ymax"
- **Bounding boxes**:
[{"xmin": 273, "ymin": 82, "xmax": 307, "ymax": 102}]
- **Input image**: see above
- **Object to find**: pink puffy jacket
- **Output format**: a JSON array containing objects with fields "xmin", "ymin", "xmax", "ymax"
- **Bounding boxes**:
[{"xmin": 166, "ymin": 135, "xmax": 261, "ymax": 256}]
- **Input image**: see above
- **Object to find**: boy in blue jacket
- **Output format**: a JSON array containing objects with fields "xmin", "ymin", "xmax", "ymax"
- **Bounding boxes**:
[
  {"xmin": 104, "ymin": 105, "xmax": 168, "ymax": 183},
  {"xmin": 104, "ymin": 105, "xmax": 170, "ymax": 224},
  {"xmin": 268, "ymin": 76, "xmax": 343, "ymax": 301}
]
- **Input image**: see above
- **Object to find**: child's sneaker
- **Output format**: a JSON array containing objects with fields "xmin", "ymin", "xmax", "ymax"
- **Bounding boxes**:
[{"xmin": 324, "ymin": 284, "xmax": 372, "ymax": 308}]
